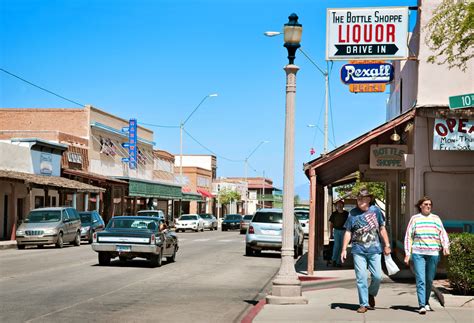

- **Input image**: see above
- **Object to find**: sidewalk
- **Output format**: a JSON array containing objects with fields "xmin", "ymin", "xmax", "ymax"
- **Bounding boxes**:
[{"xmin": 248, "ymin": 255, "xmax": 473, "ymax": 323}]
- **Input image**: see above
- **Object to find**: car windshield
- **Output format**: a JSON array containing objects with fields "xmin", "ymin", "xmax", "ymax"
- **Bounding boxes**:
[
  {"xmin": 225, "ymin": 214, "xmax": 241, "ymax": 220},
  {"xmin": 27, "ymin": 211, "xmax": 61, "ymax": 223},
  {"xmin": 295, "ymin": 212, "xmax": 309, "ymax": 220},
  {"xmin": 199, "ymin": 214, "xmax": 212, "ymax": 219},
  {"xmin": 180, "ymin": 215, "xmax": 197, "ymax": 221},
  {"xmin": 79, "ymin": 213, "xmax": 92, "ymax": 223},
  {"xmin": 107, "ymin": 218, "xmax": 158, "ymax": 230},
  {"xmin": 243, "ymin": 215, "xmax": 253, "ymax": 220},
  {"xmin": 252, "ymin": 211, "xmax": 283, "ymax": 224}
]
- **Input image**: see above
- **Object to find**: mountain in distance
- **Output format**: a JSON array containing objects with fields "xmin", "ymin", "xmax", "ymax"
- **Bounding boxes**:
[{"xmin": 294, "ymin": 182, "xmax": 310, "ymax": 200}]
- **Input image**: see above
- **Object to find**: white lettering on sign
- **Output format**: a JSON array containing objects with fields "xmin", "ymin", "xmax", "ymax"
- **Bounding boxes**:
[
  {"xmin": 433, "ymin": 118, "xmax": 474, "ymax": 151},
  {"xmin": 326, "ymin": 7, "xmax": 409, "ymax": 60},
  {"xmin": 343, "ymin": 65, "xmax": 392, "ymax": 82}
]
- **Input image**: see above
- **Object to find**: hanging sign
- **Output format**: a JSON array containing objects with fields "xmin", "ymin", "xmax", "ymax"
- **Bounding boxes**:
[
  {"xmin": 433, "ymin": 118, "xmax": 473, "ymax": 151},
  {"xmin": 349, "ymin": 83, "xmax": 386, "ymax": 93},
  {"xmin": 341, "ymin": 62, "xmax": 394, "ymax": 84},
  {"xmin": 370, "ymin": 144, "xmax": 407, "ymax": 169},
  {"xmin": 326, "ymin": 7, "xmax": 409, "ymax": 60},
  {"xmin": 128, "ymin": 119, "xmax": 138, "ymax": 169}
]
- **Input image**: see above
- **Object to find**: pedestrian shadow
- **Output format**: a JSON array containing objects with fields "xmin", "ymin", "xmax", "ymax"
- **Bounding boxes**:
[
  {"xmin": 330, "ymin": 303, "xmax": 359, "ymax": 311},
  {"xmin": 295, "ymin": 253, "xmax": 354, "ymax": 273},
  {"xmin": 390, "ymin": 305, "xmax": 419, "ymax": 313}
]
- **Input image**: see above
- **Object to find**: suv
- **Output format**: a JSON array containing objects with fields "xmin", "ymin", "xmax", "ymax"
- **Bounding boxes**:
[
  {"xmin": 245, "ymin": 208, "xmax": 304, "ymax": 258},
  {"xmin": 16, "ymin": 207, "xmax": 82, "ymax": 249},
  {"xmin": 137, "ymin": 209, "xmax": 165, "ymax": 221},
  {"xmin": 294, "ymin": 208, "xmax": 309, "ymax": 237}
]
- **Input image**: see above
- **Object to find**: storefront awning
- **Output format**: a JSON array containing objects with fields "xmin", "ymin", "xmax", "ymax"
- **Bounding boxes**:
[
  {"xmin": 115, "ymin": 177, "xmax": 183, "ymax": 199},
  {"xmin": 197, "ymin": 188, "xmax": 213, "ymax": 198},
  {"xmin": 63, "ymin": 169, "xmax": 128, "ymax": 185},
  {"xmin": 181, "ymin": 192, "xmax": 203, "ymax": 201},
  {"xmin": 304, "ymin": 109, "xmax": 416, "ymax": 186},
  {"xmin": 0, "ymin": 170, "xmax": 104, "ymax": 193}
]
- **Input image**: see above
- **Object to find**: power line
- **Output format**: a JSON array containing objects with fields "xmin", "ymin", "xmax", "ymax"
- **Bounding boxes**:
[
  {"xmin": 139, "ymin": 122, "xmax": 180, "ymax": 129},
  {"xmin": 183, "ymin": 128, "xmax": 243, "ymax": 163},
  {"xmin": 327, "ymin": 61, "xmax": 337, "ymax": 148},
  {"xmin": 0, "ymin": 68, "xmax": 85, "ymax": 107}
]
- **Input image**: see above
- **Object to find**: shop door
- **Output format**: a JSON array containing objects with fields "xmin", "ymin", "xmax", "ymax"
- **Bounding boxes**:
[{"xmin": 3, "ymin": 195, "xmax": 8, "ymax": 239}]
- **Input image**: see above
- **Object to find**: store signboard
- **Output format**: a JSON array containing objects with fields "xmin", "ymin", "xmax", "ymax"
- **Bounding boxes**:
[
  {"xmin": 326, "ymin": 7, "xmax": 409, "ymax": 60},
  {"xmin": 433, "ymin": 118, "xmax": 473, "ymax": 151},
  {"xmin": 370, "ymin": 144, "xmax": 407, "ymax": 169},
  {"xmin": 341, "ymin": 62, "xmax": 394, "ymax": 84},
  {"xmin": 128, "ymin": 119, "xmax": 138, "ymax": 169}
]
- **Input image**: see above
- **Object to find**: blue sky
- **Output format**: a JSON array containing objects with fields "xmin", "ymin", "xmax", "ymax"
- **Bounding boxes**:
[{"xmin": 0, "ymin": 0, "xmax": 417, "ymax": 198}]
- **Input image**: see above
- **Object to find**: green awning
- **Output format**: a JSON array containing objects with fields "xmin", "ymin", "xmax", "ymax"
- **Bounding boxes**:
[
  {"xmin": 128, "ymin": 179, "xmax": 183, "ymax": 199},
  {"xmin": 181, "ymin": 192, "xmax": 203, "ymax": 201}
]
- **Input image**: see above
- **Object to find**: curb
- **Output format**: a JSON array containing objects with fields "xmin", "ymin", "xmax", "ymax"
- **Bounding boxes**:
[
  {"xmin": 0, "ymin": 241, "xmax": 17, "ymax": 250},
  {"xmin": 433, "ymin": 286, "xmax": 474, "ymax": 308}
]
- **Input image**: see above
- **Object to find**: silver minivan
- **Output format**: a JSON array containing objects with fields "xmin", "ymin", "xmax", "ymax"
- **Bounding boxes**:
[{"xmin": 16, "ymin": 207, "xmax": 82, "ymax": 249}]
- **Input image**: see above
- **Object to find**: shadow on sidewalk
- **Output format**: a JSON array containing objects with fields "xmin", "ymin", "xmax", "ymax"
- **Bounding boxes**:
[
  {"xmin": 295, "ymin": 252, "xmax": 354, "ymax": 274},
  {"xmin": 330, "ymin": 303, "xmax": 359, "ymax": 311},
  {"xmin": 390, "ymin": 305, "xmax": 419, "ymax": 313}
]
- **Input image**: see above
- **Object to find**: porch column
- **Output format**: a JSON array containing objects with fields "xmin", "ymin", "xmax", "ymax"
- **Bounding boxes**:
[
  {"xmin": 96, "ymin": 193, "xmax": 100, "ymax": 212},
  {"xmin": 9, "ymin": 183, "xmax": 17, "ymax": 240},
  {"xmin": 44, "ymin": 188, "xmax": 50, "ymax": 207},
  {"xmin": 72, "ymin": 192, "xmax": 77, "ymax": 209},
  {"xmin": 84, "ymin": 193, "xmax": 89, "ymax": 211},
  {"xmin": 308, "ymin": 169, "xmax": 316, "ymax": 275}
]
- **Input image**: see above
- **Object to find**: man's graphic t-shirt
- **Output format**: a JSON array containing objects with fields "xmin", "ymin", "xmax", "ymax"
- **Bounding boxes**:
[{"xmin": 344, "ymin": 205, "xmax": 385, "ymax": 255}]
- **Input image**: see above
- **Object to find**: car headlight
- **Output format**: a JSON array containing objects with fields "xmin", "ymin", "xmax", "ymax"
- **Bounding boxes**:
[
  {"xmin": 191, "ymin": 222, "xmax": 196, "ymax": 225},
  {"xmin": 16, "ymin": 230, "xmax": 24, "ymax": 235},
  {"xmin": 43, "ymin": 228, "xmax": 58, "ymax": 235},
  {"xmin": 81, "ymin": 226, "xmax": 91, "ymax": 233}
]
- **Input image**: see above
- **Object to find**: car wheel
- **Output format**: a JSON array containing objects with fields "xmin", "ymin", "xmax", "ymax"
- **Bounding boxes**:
[
  {"xmin": 37, "ymin": 245, "xmax": 44, "ymax": 249},
  {"xmin": 294, "ymin": 246, "xmax": 299, "ymax": 259},
  {"xmin": 201, "ymin": 226, "xmax": 204, "ymax": 232},
  {"xmin": 298, "ymin": 244, "xmax": 304, "ymax": 257},
  {"xmin": 72, "ymin": 231, "xmax": 81, "ymax": 246},
  {"xmin": 119, "ymin": 256, "xmax": 128, "ymax": 264},
  {"xmin": 98, "ymin": 252, "xmax": 110, "ymax": 266},
  {"xmin": 245, "ymin": 246, "xmax": 254, "ymax": 256},
  {"xmin": 55, "ymin": 232, "xmax": 64, "ymax": 248},
  {"xmin": 17, "ymin": 244, "xmax": 25, "ymax": 250},
  {"xmin": 222, "ymin": 228, "xmax": 227, "ymax": 231},
  {"xmin": 150, "ymin": 250, "xmax": 162, "ymax": 267},
  {"xmin": 168, "ymin": 246, "xmax": 177, "ymax": 263},
  {"xmin": 89, "ymin": 230, "xmax": 94, "ymax": 244},
  {"xmin": 240, "ymin": 229, "xmax": 245, "ymax": 234}
]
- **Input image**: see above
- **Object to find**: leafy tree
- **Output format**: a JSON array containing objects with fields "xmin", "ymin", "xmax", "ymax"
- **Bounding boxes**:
[
  {"xmin": 217, "ymin": 188, "xmax": 241, "ymax": 205},
  {"xmin": 425, "ymin": 0, "xmax": 474, "ymax": 71},
  {"xmin": 294, "ymin": 195, "xmax": 300, "ymax": 205},
  {"xmin": 333, "ymin": 172, "xmax": 386, "ymax": 203}
]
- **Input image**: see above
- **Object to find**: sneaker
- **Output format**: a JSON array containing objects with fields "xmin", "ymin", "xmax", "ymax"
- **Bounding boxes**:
[
  {"xmin": 357, "ymin": 306, "xmax": 368, "ymax": 313},
  {"xmin": 425, "ymin": 304, "xmax": 433, "ymax": 311},
  {"xmin": 418, "ymin": 307, "xmax": 426, "ymax": 315},
  {"xmin": 369, "ymin": 294, "xmax": 375, "ymax": 308}
]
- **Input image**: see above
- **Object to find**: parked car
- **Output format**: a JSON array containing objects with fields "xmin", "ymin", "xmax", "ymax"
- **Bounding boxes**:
[
  {"xmin": 175, "ymin": 214, "xmax": 204, "ymax": 232},
  {"xmin": 199, "ymin": 213, "xmax": 218, "ymax": 231},
  {"xmin": 16, "ymin": 207, "xmax": 82, "ymax": 249},
  {"xmin": 79, "ymin": 211, "xmax": 105, "ymax": 243},
  {"xmin": 91, "ymin": 216, "xmax": 178, "ymax": 267},
  {"xmin": 240, "ymin": 214, "xmax": 254, "ymax": 234},
  {"xmin": 245, "ymin": 208, "xmax": 304, "ymax": 258},
  {"xmin": 221, "ymin": 214, "xmax": 242, "ymax": 231},
  {"xmin": 137, "ymin": 209, "xmax": 165, "ymax": 221},
  {"xmin": 295, "ymin": 208, "xmax": 310, "ymax": 237}
]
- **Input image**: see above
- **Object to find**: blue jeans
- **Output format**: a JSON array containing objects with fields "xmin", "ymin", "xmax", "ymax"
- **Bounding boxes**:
[
  {"xmin": 331, "ymin": 229, "xmax": 345, "ymax": 264},
  {"xmin": 412, "ymin": 253, "xmax": 439, "ymax": 307},
  {"xmin": 353, "ymin": 253, "xmax": 382, "ymax": 307}
]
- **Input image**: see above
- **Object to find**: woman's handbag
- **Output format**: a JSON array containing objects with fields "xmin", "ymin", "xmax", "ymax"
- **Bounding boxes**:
[{"xmin": 384, "ymin": 254, "xmax": 400, "ymax": 276}]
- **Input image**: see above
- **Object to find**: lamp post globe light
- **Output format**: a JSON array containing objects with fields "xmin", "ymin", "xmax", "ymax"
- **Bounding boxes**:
[{"xmin": 266, "ymin": 13, "xmax": 307, "ymax": 305}]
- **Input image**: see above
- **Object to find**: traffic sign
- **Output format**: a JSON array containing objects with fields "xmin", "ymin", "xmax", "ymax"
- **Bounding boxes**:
[{"xmin": 449, "ymin": 93, "xmax": 474, "ymax": 110}]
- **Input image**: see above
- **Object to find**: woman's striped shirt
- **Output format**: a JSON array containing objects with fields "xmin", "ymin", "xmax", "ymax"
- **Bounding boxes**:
[{"xmin": 404, "ymin": 213, "xmax": 450, "ymax": 256}]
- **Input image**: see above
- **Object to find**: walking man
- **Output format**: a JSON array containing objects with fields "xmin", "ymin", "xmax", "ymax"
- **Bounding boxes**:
[
  {"xmin": 329, "ymin": 200, "xmax": 349, "ymax": 267},
  {"xmin": 341, "ymin": 187, "xmax": 391, "ymax": 313}
]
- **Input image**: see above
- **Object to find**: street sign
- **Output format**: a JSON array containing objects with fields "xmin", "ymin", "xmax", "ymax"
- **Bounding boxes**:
[
  {"xmin": 449, "ymin": 93, "xmax": 474, "ymax": 110},
  {"xmin": 326, "ymin": 7, "xmax": 409, "ymax": 60},
  {"xmin": 340, "ymin": 63, "xmax": 394, "ymax": 84},
  {"xmin": 121, "ymin": 157, "xmax": 130, "ymax": 163},
  {"xmin": 121, "ymin": 142, "xmax": 130, "ymax": 148}
]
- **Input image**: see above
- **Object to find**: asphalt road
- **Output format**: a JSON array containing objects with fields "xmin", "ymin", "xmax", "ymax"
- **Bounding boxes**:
[{"xmin": 0, "ymin": 229, "xmax": 282, "ymax": 323}]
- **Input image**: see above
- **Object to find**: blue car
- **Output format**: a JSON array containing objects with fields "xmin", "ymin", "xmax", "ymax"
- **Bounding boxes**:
[{"xmin": 221, "ymin": 214, "xmax": 242, "ymax": 231}]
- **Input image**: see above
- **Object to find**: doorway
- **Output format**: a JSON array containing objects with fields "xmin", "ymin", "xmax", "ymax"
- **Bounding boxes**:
[{"xmin": 3, "ymin": 195, "xmax": 8, "ymax": 239}]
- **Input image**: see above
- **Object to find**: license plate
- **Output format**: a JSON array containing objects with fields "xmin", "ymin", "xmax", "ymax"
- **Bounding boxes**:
[
  {"xmin": 261, "ymin": 230, "xmax": 280, "ymax": 235},
  {"xmin": 116, "ymin": 245, "xmax": 131, "ymax": 252}
]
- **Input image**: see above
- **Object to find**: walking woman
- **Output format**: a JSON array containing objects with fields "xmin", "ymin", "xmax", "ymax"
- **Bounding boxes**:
[{"xmin": 404, "ymin": 197, "xmax": 450, "ymax": 315}]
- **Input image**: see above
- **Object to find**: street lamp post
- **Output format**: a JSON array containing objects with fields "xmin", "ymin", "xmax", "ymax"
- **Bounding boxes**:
[
  {"xmin": 178, "ymin": 93, "xmax": 217, "ymax": 215},
  {"xmin": 266, "ymin": 13, "xmax": 307, "ymax": 305}
]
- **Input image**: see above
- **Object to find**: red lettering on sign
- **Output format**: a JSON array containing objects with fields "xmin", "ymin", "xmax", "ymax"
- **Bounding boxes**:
[
  {"xmin": 446, "ymin": 119, "xmax": 457, "ymax": 133},
  {"xmin": 353, "ymin": 25, "xmax": 361, "ymax": 43},
  {"xmin": 387, "ymin": 24, "xmax": 395, "ymax": 42},
  {"xmin": 435, "ymin": 124, "xmax": 448, "ymax": 136},
  {"xmin": 458, "ymin": 119, "xmax": 467, "ymax": 133},
  {"xmin": 375, "ymin": 24, "xmax": 384, "ymax": 42},
  {"xmin": 363, "ymin": 24, "xmax": 373, "ymax": 42}
]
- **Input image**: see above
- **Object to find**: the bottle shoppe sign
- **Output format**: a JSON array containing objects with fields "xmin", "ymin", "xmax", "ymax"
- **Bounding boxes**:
[
  {"xmin": 326, "ymin": 7, "xmax": 409, "ymax": 60},
  {"xmin": 370, "ymin": 144, "xmax": 407, "ymax": 169},
  {"xmin": 433, "ymin": 118, "xmax": 473, "ymax": 151}
]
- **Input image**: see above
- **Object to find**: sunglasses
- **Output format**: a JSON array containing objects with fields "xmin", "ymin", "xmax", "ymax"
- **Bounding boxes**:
[{"xmin": 421, "ymin": 203, "xmax": 432, "ymax": 206}]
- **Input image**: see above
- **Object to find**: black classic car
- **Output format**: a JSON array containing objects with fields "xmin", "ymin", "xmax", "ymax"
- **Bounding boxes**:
[
  {"xmin": 92, "ymin": 216, "xmax": 178, "ymax": 267},
  {"xmin": 221, "ymin": 214, "xmax": 243, "ymax": 231}
]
